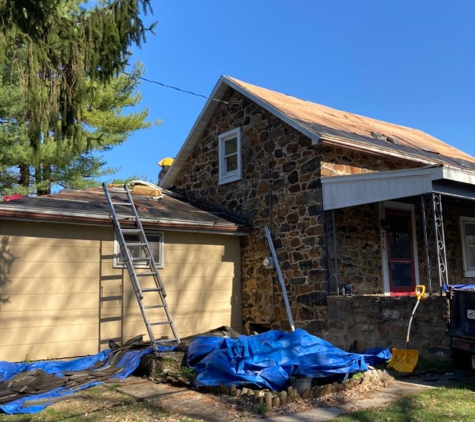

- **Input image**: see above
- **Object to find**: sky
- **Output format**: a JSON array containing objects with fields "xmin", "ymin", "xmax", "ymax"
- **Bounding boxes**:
[{"xmin": 101, "ymin": 0, "xmax": 475, "ymax": 185}]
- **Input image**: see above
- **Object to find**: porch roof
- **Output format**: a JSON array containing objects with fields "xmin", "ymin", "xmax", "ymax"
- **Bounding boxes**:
[{"xmin": 321, "ymin": 165, "xmax": 475, "ymax": 211}]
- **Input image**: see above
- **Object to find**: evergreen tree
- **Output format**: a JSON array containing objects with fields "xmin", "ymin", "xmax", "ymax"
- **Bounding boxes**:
[
  {"xmin": 0, "ymin": 63, "xmax": 155, "ymax": 195},
  {"xmin": 0, "ymin": 0, "xmax": 156, "ymax": 195}
]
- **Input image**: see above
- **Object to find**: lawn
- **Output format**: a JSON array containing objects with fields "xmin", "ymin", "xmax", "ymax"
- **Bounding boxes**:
[
  {"xmin": 336, "ymin": 381, "xmax": 475, "ymax": 422},
  {"xmin": 0, "ymin": 384, "xmax": 198, "ymax": 422},
  {"xmin": 1, "ymin": 377, "xmax": 475, "ymax": 421}
]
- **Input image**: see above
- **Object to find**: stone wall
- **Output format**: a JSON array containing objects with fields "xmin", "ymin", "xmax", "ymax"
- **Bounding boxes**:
[
  {"xmin": 173, "ymin": 88, "xmax": 329, "ymax": 333},
  {"xmin": 327, "ymin": 295, "xmax": 451, "ymax": 358},
  {"xmin": 172, "ymin": 85, "xmax": 473, "ymax": 354}
]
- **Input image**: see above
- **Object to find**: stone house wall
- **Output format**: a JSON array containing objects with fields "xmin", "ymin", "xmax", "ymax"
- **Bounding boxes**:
[{"xmin": 172, "ymin": 85, "xmax": 472, "ymax": 356}]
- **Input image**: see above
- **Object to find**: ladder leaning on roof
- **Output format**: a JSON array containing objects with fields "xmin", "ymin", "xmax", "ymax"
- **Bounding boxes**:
[{"xmin": 102, "ymin": 182, "xmax": 180, "ymax": 352}]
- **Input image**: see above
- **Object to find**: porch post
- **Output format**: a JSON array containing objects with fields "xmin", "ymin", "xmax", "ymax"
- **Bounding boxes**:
[
  {"xmin": 432, "ymin": 193, "xmax": 448, "ymax": 290},
  {"xmin": 421, "ymin": 196, "xmax": 433, "ymax": 295},
  {"xmin": 422, "ymin": 193, "xmax": 449, "ymax": 295},
  {"xmin": 324, "ymin": 211, "xmax": 331, "ymax": 295},
  {"xmin": 332, "ymin": 209, "xmax": 339, "ymax": 293},
  {"xmin": 324, "ymin": 209, "xmax": 339, "ymax": 295}
]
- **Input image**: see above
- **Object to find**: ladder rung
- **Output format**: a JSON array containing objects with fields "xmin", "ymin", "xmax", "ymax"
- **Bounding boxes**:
[
  {"xmin": 126, "ymin": 242, "xmax": 147, "ymax": 247},
  {"xmin": 111, "ymin": 202, "xmax": 133, "ymax": 206},
  {"xmin": 121, "ymin": 229, "xmax": 141, "ymax": 234},
  {"xmin": 136, "ymin": 272, "xmax": 157, "ymax": 277},
  {"xmin": 100, "ymin": 296, "xmax": 122, "ymax": 301},
  {"xmin": 149, "ymin": 321, "xmax": 172, "ymax": 326},
  {"xmin": 144, "ymin": 305, "xmax": 166, "ymax": 309},
  {"xmin": 142, "ymin": 287, "xmax": 163, "ymax": 293},
  {"xmin": 100, "ymin": 316, "xmax": 122, "ymax": 323}
]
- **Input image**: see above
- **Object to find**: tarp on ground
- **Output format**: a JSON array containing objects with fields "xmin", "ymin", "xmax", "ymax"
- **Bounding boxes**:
[
  {"xmin": 0, "ymin": 337, "xmax": 160, "ymax": 415},
  {"xmin": 187, "ymin": 328, "xmax": 391, "ymax": 391}
]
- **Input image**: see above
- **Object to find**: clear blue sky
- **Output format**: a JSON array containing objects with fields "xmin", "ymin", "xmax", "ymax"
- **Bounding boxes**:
[{"xmin": 101, "ymin": 0, "xmax": 475, "ymax": 184}]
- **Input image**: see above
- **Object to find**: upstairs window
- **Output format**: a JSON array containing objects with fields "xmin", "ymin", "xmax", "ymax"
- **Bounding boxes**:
[
  {"xmin": 460, "ymin": 217, "xmax": 475, "ymax": 277},
  {"xmin": 218, "ymin": 128, "xmax": 242, "ymax": 185},
  {"xmin": 114, "ymin": 231, "xmax": 164, "ymax": 269}
]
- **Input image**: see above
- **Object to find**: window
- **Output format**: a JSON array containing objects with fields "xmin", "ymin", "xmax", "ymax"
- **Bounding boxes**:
[
  {"xmin": 218, "ymin": 128, "xmax": 242, "ymax": 185},
  {"xmin": 460, "ymin": 217, "xmax": 475, "ymax": 277},
  {"xmin": 114, "ymin": 232, "xmax": 164, "ymax": 268}
]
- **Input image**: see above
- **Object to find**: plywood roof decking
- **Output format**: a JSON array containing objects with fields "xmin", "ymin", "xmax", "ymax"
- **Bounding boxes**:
[
  {"xmin": 227, "ymin": 77, "xmax": 475, "ymax": 169},
  {"xmin": 162, "ymin": 75, "xmax": 475, "ymax": 189},
  {"xmin": 0, "ymin": 188, "xmax": 248, "ymax": 234}
]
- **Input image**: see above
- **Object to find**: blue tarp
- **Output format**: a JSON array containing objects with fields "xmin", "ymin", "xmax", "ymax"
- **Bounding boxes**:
[
  {"xmin": 187, "ymin": 328, "xmax": 391, "ymax": 391},
  {"xmin": 443, "ymin": 283, "xmax": 475, "ymax": 292},
  {"xmin": 0, "ymin": 346, "xmax": 155, "ymax": 415}
]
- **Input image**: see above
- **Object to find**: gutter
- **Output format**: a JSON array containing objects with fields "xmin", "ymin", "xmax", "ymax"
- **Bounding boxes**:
[{"xmin": 0, "ymin": 210, "xmax": 250, "ymax": 235}]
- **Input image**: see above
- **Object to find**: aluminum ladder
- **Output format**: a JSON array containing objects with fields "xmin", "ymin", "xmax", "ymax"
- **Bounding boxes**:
[{"xmin": 102, "ymin": 182, "xmax": 180, "ymax": 352}]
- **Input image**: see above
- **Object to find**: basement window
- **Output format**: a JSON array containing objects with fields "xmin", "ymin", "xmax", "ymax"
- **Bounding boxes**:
[
  {"xmin": 114, "ymin": 231, "xmax": 164, "ymax": 269},
  {"xmin": 218, "ymin": 127, "xmax": 242, "ymax": 185},
  {"xmin": 460, "ymin": 217, "xmax": 475, "ymax": 277}
]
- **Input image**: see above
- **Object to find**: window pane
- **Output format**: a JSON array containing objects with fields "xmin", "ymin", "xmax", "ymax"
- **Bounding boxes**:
[
  {"xmin": 226, "ymin": 155, "xmax": 237, "ymax": 172},
  {"xmin": 224, "ymin": 138, "xmax": 237, "ymax": 155},
  {"xmin": 390, "ymin": 262, "xmax": 412, "ymax": 287},
  {"xmin": 465, "ymin": 223, "xmax": 475, "ymax": 246},
  {"xmin": 148, "ymin": 235, "xmax": 162, "ymax": 264},
  {"xmin": 119, "ymin": 234, "xmax": 161, "ymax": 267},
  {"xmin": 388, "ymin": 214, "xmax": 411, "ymax": 259},
  {"xmin": 467, "ymin": 247, "xmax": 475, "ymax": 270}
]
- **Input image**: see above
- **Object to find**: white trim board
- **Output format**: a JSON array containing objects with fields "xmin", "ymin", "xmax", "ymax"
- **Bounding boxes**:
[{"xmin": 322, "ymin": 166, "xmax": 475, "ymax": 211}]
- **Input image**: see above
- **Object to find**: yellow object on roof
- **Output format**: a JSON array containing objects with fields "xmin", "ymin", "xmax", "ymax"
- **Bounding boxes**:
[{"xmin": 158, "ymin": 157, "xmax": 174, "ymax": 167}]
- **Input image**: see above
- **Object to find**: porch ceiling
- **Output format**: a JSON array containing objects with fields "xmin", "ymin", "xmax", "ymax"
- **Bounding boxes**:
[{"xmin": 321, "ymin": 165, "xmax": 475, "ymax": 211}]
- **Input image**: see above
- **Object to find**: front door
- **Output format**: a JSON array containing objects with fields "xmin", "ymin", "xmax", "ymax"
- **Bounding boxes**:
[{"xmin": 385, "ymin": 209, "xmax": 416, "ymax": 295}]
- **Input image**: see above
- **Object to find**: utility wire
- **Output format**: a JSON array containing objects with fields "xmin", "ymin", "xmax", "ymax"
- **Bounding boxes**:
[{"xmin": 121, "ymin": 71, "xmax": 229, "ymax": 104}]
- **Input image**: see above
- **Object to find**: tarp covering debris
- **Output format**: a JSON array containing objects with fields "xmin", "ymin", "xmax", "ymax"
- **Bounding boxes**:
[
  {"xmin": 0, "ymin": 337, "xmax": 157, "ymax": 415},
  {"xmin": 187, "ymin": 328, "xmax": 391, "ymax": 391}
]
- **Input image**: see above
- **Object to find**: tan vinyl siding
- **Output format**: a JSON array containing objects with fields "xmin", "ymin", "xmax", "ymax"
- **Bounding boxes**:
[{"xmin": 0, "ymin": 221, "xmax": 241, "ymax": 362}]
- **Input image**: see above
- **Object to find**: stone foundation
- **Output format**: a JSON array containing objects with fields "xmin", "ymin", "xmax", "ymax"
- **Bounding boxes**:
[{"xmin": 327, "ymin": 294, "xmax": 451, "ymax": 358}]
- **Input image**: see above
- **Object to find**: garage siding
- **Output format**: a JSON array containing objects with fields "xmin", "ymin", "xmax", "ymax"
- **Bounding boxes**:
[{"xmin": 0, "ymin": 221, "xmax": 241, "ymax": 362}]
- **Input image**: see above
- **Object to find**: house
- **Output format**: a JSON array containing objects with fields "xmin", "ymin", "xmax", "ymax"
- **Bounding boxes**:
[
  {"xmin": 0, "ymin": 185, "xmax": 247, "ymax": 362},
  {"xmin": 162, "ymin": 75, "xmax": 475, "ymax": 357}
]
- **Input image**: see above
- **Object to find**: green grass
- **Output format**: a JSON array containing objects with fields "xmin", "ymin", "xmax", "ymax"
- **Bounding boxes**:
[{"xmin": 336, "ymin": 381, "xmax": 475, "ymax": 421}]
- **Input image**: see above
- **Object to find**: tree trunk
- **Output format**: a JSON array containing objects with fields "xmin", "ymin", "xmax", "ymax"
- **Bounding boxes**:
[{"xmin": 18, "ymin": 164, "xmax": 30, "ymax": 189}]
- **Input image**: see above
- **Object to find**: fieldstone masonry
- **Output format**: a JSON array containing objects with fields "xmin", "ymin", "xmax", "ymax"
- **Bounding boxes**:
[{"xmin": 173, "ymin": 86, "xmax": 472, "ymax": 357}]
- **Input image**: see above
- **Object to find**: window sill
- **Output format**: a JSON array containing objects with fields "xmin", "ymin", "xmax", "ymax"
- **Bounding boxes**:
[{"xmin": 218, "ymin": 176, "xmax": 241, "ymax": 185}]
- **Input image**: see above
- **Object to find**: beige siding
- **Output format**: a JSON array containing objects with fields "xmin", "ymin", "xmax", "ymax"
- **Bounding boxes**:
[{"xmin": 0, "ymin": 221, "xmax": 241, "ymax": 362}]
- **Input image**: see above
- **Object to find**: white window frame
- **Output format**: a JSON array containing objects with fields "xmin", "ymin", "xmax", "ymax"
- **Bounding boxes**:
[
  {"xmin": 379, "ymin": 201, "xmax": 420, "ymax": 295},
  {"xmin": 113, "ymin": 231, "xmax": 164, "ymax": 269},
  {"xmin": 460, "ymin": 216, "xmax": 475, "ymax": 277},
  {"xmin": 218, "ymin": 127, "xmax": 242, "ymax": 185}
]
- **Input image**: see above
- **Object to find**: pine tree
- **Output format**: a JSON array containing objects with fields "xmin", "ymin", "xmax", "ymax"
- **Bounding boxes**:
[{"xmin": 0, "ymin": 1, "xmax": 156, "ymax": 195}]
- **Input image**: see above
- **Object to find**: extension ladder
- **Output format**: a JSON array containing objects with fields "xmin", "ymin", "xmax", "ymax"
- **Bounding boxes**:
[{"xmin": 102, "ymin": 182, "xmax": 180, "ymax": 352}]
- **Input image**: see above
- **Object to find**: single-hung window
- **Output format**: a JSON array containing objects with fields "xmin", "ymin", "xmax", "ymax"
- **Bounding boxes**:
[
  {"xmin": 114, "ymin": 231, "xmax": 164, "ymax": 268},
  {"xmin": 460, "ymin": 217, "xmax": 475, "ymax": 277},
  {"xmin": 218, "ymin": 128, "xmax": 242, "ymax": 185}
]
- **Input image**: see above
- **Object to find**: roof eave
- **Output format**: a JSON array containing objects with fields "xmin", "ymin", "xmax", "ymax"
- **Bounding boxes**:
[{"xmin": 0, "ymin": 210, "xmax": 249, "ymax": 235}]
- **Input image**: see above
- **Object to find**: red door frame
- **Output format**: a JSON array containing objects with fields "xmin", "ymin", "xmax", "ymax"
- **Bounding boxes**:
[{"xmin": 385, "ymin": 209, "xmax": 416, "ymax": 296}]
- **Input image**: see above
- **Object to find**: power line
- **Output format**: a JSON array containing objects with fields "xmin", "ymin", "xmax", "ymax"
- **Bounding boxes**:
[{"xmin": 121, "ymin": 71, "xmax": 229, "ymax": 104}]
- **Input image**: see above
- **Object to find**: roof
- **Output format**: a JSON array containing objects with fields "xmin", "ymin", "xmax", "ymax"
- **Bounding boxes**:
[
  {"xmin": 162, "ymin": 75, "xmax": 475, "ymax": 189},
  {"xmin": 321, "ymin": 165, "xmax": 475, "ymax": 210},
  {"xmin": 0, "ymin": 187, "xmax": 249, "ymax": 235}
]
